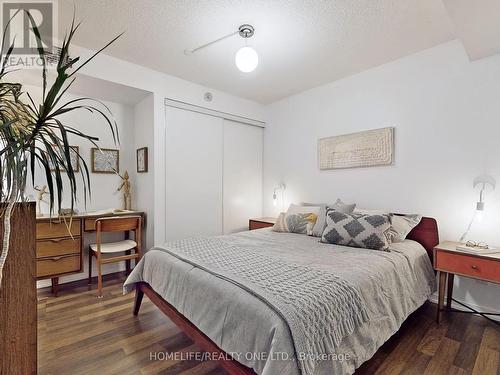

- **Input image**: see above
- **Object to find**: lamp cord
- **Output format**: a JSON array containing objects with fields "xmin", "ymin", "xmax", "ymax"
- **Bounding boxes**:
[
  {"xmin": 451, "ymin": 298, "xmax": 500, "ymax": 326},
  {"xmin": 459, "ymin": 211, "xmax": 476, "ymax": 242}
]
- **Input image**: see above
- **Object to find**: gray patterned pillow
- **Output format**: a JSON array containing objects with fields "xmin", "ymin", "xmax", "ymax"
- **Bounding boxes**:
[
  {"xmin": 321, "ymin": 210, "xmax": 391, "ymax": 251},
  {"xmin": 302, "ymin": 199, "xmax": 356, "ymax": 237},
  {"xmin": 273, "ymin": 212, "xmax": 318, "ymax": 235}
]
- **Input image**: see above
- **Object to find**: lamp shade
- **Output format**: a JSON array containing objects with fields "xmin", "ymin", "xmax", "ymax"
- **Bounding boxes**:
[{"xmin": 235, "ymin": 46, "xmax": 258, "ymax": 72}]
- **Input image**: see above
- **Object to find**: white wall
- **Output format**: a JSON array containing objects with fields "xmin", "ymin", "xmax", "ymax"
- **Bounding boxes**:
[
  {"xmin": 25, "ymin": 86, "xmax": 138, "ymax": 288},
  {"xmin": 26, "ymin": 85, "xmax": 136, "ymax": 214},
  {"xmin": 132, "ymin": 94, "xmax": 155, "ymax": 250},
  {"xmin": 65, "ymin": 44, "xmax": 267, "ymax": 246},
  {"xmin": 17, "ymin": 42, "xmax": 266, "ymax": 287},
  {"xmin": 263, "ymin": 40, "xmax": 500, "ymax": 313}
]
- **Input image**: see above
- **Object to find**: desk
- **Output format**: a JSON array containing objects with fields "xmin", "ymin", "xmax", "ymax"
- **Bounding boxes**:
[{"xmin": 36, "ymin": 210, "xmax": 145, "ymax": 296}]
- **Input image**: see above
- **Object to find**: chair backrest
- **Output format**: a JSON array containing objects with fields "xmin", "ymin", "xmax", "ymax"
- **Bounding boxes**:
[{"xmin": 95, "ymin": 216, "xmax": 141, "ymax": 233}]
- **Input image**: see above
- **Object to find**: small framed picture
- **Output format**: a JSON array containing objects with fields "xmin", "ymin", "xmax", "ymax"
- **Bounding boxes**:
[
  {"xmin": 136, "ymin": 147, "xmax": 148, "ymax": 173},
  {"xmin": 49, "ymin": 145, "xmax": 80, "ymax": 173},
  {"xmin": 91, "ymin": 148, "xmax": 119, "ymax": 174}
]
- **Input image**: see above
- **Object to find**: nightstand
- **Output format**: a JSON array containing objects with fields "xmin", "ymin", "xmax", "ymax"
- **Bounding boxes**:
[
  {"xmin": 433, "ymin": 241, "xmax": 500, "ymax": 323},
  {"xmin": 249, "ymin": 217, "xmax": 277, "ymax": 230}
]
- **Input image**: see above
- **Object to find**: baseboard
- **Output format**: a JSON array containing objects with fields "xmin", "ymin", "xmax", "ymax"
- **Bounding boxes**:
[
  {"xmin": 37, "ymin": 270, "xmax": 128, "ymax": 294},
  {"xmin": 37, "ymin": 263, "xmax": 127, "ymax": 289},
  {"xmin": 428, "ymin": 292, "xmax": 500, "ymax": 322}
]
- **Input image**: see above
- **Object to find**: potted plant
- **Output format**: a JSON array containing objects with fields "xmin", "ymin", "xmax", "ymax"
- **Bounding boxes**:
[
  {"xmin": 0, "ymin": 11, "xmax": 121, "ymax": 285},
  {"xmin": 0, "ymin": 10, "xmax": 122, "ymax": 372}
]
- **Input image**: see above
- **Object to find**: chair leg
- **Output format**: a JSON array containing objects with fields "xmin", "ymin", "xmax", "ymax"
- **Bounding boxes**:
[
  {"xmin": 125, "ymin": 250, "xmax": 131, "ymax": 274},
  {"xmin": 133, "ymin": 246, "xmax": 141, "ymax": 268},
  {"xmin": 97, "ymin": 257, "xmax": 103, "ymax": 298},
  {"xmin": 88, "ymin": 250, "xmax": 93, "ymax": 285}
]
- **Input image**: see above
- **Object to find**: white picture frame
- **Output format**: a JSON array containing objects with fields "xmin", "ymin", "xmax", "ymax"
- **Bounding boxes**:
[{"xmin": 318, "ymin": 127, "xmax": 394, "ymax": 170}]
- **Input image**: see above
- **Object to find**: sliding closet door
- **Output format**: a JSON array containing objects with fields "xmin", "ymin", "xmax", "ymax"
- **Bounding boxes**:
[
  {"xmin": 223, "ymin": 120, "xmax": 263, "ymax": 233},
  {"xmin": 165, "ymin": 107, "xmax": 223, "ymax": 241}
]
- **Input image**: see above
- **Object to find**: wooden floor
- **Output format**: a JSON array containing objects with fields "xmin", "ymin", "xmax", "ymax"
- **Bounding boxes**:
[{"xmin": 38, "ymin": 274, "xmax": 500, "ymax": 375}]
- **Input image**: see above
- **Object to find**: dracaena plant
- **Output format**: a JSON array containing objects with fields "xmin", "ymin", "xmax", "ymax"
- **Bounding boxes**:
[{"xmin": 0, "ymin": 11, "xmax": 122, "ymax": 286}]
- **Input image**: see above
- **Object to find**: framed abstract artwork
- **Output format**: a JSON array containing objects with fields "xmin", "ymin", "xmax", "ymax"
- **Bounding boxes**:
[
  {"xmin": 91, "ymin": 148, "xmax": 119, "ymax": 174},
  {"xmin": 49, "ymin": 145, "xmax": 80, "ymax": 173},
  {"xmin": 136, "ymin": 147, "xmax": 148, "ymax": 173},
  {"xmin": 318, "ymin": 127, "xmax": 394, "ymax": 170}
]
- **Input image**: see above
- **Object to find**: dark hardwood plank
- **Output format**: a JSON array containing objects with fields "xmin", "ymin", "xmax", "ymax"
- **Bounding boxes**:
[
  {"xmin": 423, "ymin": 337, "xmax": 460, "ymax": 374},
  {"xmin": 453, "ymin": 315, "xmax": 486, "ymax": 372},
  {"xmin": 399, "ymin": 350, "xmax": 432, "ymax": 375},
  {"xmin": 373, "ymin": 311, "xmax": 434, "ymax": 374},
  {"xmin": 483, "ymin": 326, "xmax": 500, "ymax": 352},
  {"xmin": 472, "ymin": 346, "xmax": 499, "ymax": 375},
  {"xmin": 417, "ymin": 321, "xmax": 449, "ymax": 356},
  {"xmin": 472, "ymin": 326, "xmax": 500, "ymax": 375},
  {"xmin": 446, "ymin": 311, "xmax": 472, "ymax": 342}
]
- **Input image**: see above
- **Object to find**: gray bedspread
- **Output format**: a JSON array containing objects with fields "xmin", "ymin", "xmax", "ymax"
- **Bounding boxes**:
[{"xmin": 124, "ymin": 229, "xmax": 435, "ymax": 375}]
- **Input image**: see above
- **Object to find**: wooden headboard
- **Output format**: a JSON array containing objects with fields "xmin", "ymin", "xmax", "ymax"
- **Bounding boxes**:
[{"xmin": 405, "ymin": 216, "xmax": 439, "ymax": 262}]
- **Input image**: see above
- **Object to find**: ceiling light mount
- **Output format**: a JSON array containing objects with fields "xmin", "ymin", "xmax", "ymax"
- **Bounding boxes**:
[
  {"xmin": 185, "ymin": 23, "xmax": 258, "ymax": 73},
  {"xmin": 238, "ymin": 24, "xmax": 255, "ymax": 39}
]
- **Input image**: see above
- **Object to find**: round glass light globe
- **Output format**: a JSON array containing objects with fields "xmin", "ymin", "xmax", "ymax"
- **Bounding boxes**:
[{"xmin": 235, "ymin": 46, "xmax": 258, "ymax": 72}]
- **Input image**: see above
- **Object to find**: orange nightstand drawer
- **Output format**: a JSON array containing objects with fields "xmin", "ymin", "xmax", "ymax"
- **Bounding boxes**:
[
  {"xmin": 435, "ymin": 250, "xmax": 500, "ymax": 283},
  {"xmin": 249, "ymin": 218, "xmax": 276, "ymax": 230}
]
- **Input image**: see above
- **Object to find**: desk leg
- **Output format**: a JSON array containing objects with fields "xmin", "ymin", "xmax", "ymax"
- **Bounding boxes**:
[
  {"xmin": 51, "ymin": 277, "xmax": 59, "ymax": 297},
  {"xmin": 437, "ymin": 271, "xmax": 447, "ymax": 323},
  {"xmin": 447, "ymin": 273, "xmax": 454, "ymax": 311}
]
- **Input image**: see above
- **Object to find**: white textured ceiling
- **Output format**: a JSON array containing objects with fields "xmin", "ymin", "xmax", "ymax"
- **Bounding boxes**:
[
  {"xmin": 56, "ymin": 1, "xmax": 473, "ymax": 103},
  {"xmin": 443, "ymin": 0, "xmax": 500, "ymax": 61}
]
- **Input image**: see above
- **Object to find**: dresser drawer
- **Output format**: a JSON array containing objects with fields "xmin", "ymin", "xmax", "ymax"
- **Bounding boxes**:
[
  {"xmin": 36, "ymin": 219, "xmax": 81, "ymax": 239},
  {"xmin": 37, "ymin": 255, "xmax": 81, "ymax": 278},
  {"xmin": 435, "ymin": 251, "xmax": 500, "ymax": 283},
  {"xmin": 84, "ymin": 218, "xmax": 97, "ymax": 232},
  {"xmin": 36, "ymin": 237, "xmax": 80, "ymax": 258}
]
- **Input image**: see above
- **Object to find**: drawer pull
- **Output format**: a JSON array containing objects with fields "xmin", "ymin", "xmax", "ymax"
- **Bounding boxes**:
[
  {"xmin": 471, "ymin": 265, "xmax": 478, "ymax": 270},
  {"xmin": 48, "ymin": 238, "xmax": 65, "ymax": 243},
  {"xmin": 51, "ymin": 256, "xmax": 64, "ymax": 261}
]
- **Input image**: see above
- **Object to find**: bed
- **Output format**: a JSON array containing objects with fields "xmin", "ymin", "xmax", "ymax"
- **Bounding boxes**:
[{"xmin": 124, "ymin": 217, "xmax": 439, "ymax": 375}]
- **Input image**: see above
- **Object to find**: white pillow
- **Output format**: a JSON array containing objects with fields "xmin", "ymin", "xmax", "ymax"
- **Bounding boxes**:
[
  {"xmin": 355, "ymin": 208, "xmax": 422, "ymax": 243},
  {"xmin": 354, "ymin": 208, "xmax": 387, "ymax": 215},
  {"xmin": 388, "ymin": 214, "xmax": 422, "ymax": 243},
  {"xmin": 286, "ymin": 203, "xmax": 321, "ymax": 216}
]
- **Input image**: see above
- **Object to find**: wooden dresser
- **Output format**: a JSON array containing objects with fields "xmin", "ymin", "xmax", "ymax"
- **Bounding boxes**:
[
  {"xmin": 36, "ymin": 218, "xmax": 82, "ymax": 295},
  {"xmin": 36, "ymin": 210, "xmax": 145, "ymax": 296}
]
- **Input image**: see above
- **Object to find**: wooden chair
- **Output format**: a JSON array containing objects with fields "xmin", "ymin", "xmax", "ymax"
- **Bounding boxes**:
[{"xmin": 88, "ymin": 216, "xmax": 142, "ymax": 297}]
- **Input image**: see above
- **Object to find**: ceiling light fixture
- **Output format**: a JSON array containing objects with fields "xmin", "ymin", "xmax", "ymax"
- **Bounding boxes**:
[
  {"xmin": 235, "ymin": 25, "xmax": 258, "ymax": 72},
  {"xmin": 184, "ymin": 24, "xmax": 258, "ymax": 73}
]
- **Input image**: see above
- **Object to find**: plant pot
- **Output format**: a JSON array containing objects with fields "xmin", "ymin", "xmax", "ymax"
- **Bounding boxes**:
[{"xmin": 0, "ymin": 202, "xmax": 36, "ymax": 374}]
